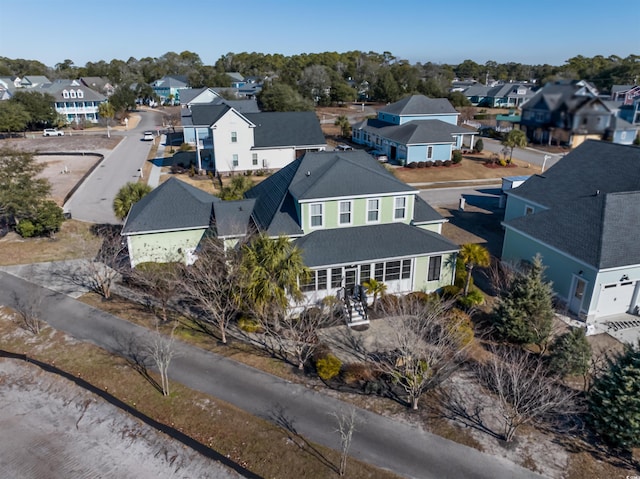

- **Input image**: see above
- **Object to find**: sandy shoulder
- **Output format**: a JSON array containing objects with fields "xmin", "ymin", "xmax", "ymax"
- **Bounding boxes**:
[{"xmin": 0, "ymin": 359, "xmax": 241, "ymax": 479}]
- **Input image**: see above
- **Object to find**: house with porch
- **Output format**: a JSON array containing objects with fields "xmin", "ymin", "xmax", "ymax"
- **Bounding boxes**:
[
  {"xmin": 181, "ymin": 103, "xmax": 325, "ymax": 175},
  {"xmin": 151, "ymin": 75, "xmax": 189, "ymax": 105},
  {"xmin": 40, "ymin": 79, "xmax": 107, "ymax": 124},
  {"xmin": 501, "ymin": 140, "xmax": 640, "ymax": 324},
  {"xmin": 463, "ymin": 83, "xmax": 535, "ymax": 108},
  {"xmin": 519, "ymin": 80, "xmax": 637, "ymax": 148},
  {"xmin": 122, "ymin": 151, "xmax": 458, "ymax": 324},
  {"xmin": 351, "ymin": 95, "xmax": 477, "ymax": 165}
]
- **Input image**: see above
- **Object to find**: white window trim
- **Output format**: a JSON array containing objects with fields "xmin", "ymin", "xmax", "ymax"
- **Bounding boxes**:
[
  {"xmin": 338, "ymin": 200, "xmax": 353, "ymax": 226},
  {"xmin": 232, "ymin": 154, "xmax": 239, "ymax": 167},
  {"xmin": 394, "ymin": 196, "xmax": 407, "ymax": 221},
  {"xmin": 427, "ymin": 255, "xmax": 442, "ymax": 281},
  {"xmin": 231, "ymin": 131, "xmax": 237, "ymax": 143},
  {"xmin": 427, "ymin": 145, "xmax": 433, "ymax": 160},
  {"xmin": 309, "ymin": 203, "xmax": 323, "ymax": 229},
  {"xmin": 366, "ymin": 198, "xmax": 380, "ymax": 224},
  {"xmin": 252, "ymin": 153, "xmax": 258, "ymax": 166}
]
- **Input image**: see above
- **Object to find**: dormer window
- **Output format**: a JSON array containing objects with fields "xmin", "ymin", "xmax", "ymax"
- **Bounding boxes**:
[
  {"xmin": 70, "ymin": 90, "xmax": 76, "ymax": 98},
  {"xmin": 77, "ymin": 89, "xmax": 84, "ymax": 98},
  {"xmin": 310, "ymin": 203, "xmax": 323, "ymax": 228},
  {"xmin": 62, "ymin": 90, "xmax": 69, "ymax": 98}
]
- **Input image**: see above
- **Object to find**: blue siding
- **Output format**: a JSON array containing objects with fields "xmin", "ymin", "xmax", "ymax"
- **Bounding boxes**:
[{"xmin": 406, "ymin": 143, "xmax": 452, "ymax": 163}]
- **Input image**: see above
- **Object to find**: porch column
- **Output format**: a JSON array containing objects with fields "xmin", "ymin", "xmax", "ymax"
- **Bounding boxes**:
[{"xmin": 195, "ymin": 128, "xmax": 202, "ymax": 172}]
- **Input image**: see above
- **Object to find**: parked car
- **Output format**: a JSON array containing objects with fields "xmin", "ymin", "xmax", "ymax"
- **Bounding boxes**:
[
  {"xmin": 370, "ymin": 149, "xmax": 388, "ymax": 162},
  {"xmin": 142, "ymin": 131, "xmax": 154, "ymax": 141},
  {"xmin": 335, "ymin": 144, "xmax": 353, "ymax": 151},
  {"xmin": 43, "ymin": 128, "xmax": 64, "ymax": 137}
]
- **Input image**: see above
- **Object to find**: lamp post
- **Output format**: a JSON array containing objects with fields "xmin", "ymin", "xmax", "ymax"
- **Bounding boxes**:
[{"xmin": 542, "ymin": 154, "xmax": 551, "ymax": 173}]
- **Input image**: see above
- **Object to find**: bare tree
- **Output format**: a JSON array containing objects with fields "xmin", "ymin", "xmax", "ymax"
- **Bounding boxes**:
[
  {"xmin": 11, "ymin": 288, "xmax": 44, "ymax": 334},
  {"xmin": 370, "ymin": 295, "xmax": 467, "ymax": 410},
  {"xmin": 130, "ymin": 261, "xmax": 182, "ymax": 322},
  {"xmin": 147, "ymin": 321, "xmax": 179, "ymax": 396},
  {"xmin": 333, "ymin": 406, "xmax": 358, "ymax": 477},
  {"xmin": 181, "ymin": 237, "xmax": 240, "ymax": 344},
  {"xmin": 477, "ymin": 346, "xmax": 581, "ymax": 442},
  {"xmin": 253, "ymin": 304, "xmax": 332, "ymax": 370},
  {"xmin": 76, "ymin": 225, "xmax": 128, "ymax": 299}
]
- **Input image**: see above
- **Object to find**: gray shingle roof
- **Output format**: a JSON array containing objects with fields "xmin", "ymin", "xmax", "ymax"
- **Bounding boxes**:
[
  {"xmin": 366, "ymin": 119, "xmax": 472, "ymax": 145},
  {"xmin": 212, "ymin": 199, "xmax": 256, "ymax": 238},
  {"xmin": 379, "ymin": 95, "xmax": 458, "ymax": 116},
  {"xmin": 188, "ymin": 104, "xmax": 235, "ymax": 126},
  {"xmin": 294, "ymin": 222, "xmax": 458, "ymax": 267},
  {"xmin": 121, "ymin": 178, "xmax": 219, "ymax": 235},
  {"xmin": 504, "ymin": 141, "xmax": 640, "ymax": 269},
  {"xmin": 244, "ymin": 111, "xmax": 325, "ymax": 148},
  {"xmin": 413, "ymin": 196, "xmax": 446, "ymax": 224},
  {"xmin": 39, "ymin": 80, "xmax": 106, "ymax": 101}
]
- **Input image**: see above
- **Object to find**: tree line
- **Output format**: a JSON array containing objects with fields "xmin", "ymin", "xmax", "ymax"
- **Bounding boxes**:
[{"xmin": 1, "ymin": 51, "xmax": 638, "ymax": 106}]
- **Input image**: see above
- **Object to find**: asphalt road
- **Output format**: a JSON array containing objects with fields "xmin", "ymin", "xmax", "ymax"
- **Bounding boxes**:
[
  {"xmin": 0, "ymin": 270, "xmax": 543, "ymax": 479},
  {"xmin": 64, "ymin": 110, "xmax": 162, "ymax": 224}
]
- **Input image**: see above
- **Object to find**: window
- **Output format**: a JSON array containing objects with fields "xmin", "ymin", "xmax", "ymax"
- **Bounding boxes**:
[
  {"xmin": 427, "ymin": 146, "xmax": 433, "ymax": 159},
  {"xmin": 231, "ymin": 131, "xmax": 237, "ymax": 142},
  {"xmin": 360, "ymin": 264, "xmax": 371, "ymax": 284},
  {"xmin": 385, "ymin": 261, "xmax": 401, "ymax": 281},
  {"xmin": 310, "ymin": 203, "xmax": 323, "ymax": 228},
  {"xmin": 367, "ymin": 199, "xmax": 379, "ymax": 222},
  {"xmin": 300, "ymin": 273, "xmax": 316, "ymax": 292},
  {"xmin": 428, "ymin": 256, "xmax": 442, "ymax": 281},
  {"xmin": 232, "ymin": 154, "xmax": 239, "ymax": 167},
  {"xmin": 339, "ymin": 201, "xmax": 352, "ymax": 225},
  {"xmin": 331, "ymin": 268, "xmax": 343, "ymax": 288},
  {"xmin": 374, "ymin": 263, "xmax": 384, "ymax": 281},
  {"xmin": 62, "ymin": 90, "xmax": 69, "ymax": 98},
  {"xmin": 77, "ymin": 90, "xmax": 84, "ymax": 98},
  {"xmin": 394, "ymin": 196, "xmax": 407, "ymax": 220},
  {"xmin": 524, "ymin": 205, "xmax": 534, "ymax": 215},
  {"xmin": 317, "ymin": 270, "xmax": 327, "ymax": 290},
  {"xmin": 70, "ymin": 90, "xmax": 76, "ymax": 98},
  {"xmin": 252, "ymin": 153, "xmax": 258, "ymax": 166},
  {"xmin": 401, "ymin": 259, "xmax": 411, "ymax": 279}
]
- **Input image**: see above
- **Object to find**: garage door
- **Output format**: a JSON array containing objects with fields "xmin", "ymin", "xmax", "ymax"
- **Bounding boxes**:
[{"xmin": 596, "ymin": 281, "xmax": 636, "ymax": 317}]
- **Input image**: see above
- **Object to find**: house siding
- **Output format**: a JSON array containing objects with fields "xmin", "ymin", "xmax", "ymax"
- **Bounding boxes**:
[
  {"xmin": 128, "ymin": 229, "xmax": 207, "ymax": 267},
  {"xmin": 407, "ymin": 143, "xmax": 453, "ymax": 163}
]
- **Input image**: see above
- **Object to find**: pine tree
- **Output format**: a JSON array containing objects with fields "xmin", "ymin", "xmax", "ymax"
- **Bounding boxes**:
[
  {"xmin": 549, "ymin": 327, "xmax": 592, "ymax": 377},
  {"xmin": 493, "ymin": 255, "xmax": 555, "ymax": 351},
  {"xmin": 588, "ymin": 342, "xmax": 640, "ymax": 450}
]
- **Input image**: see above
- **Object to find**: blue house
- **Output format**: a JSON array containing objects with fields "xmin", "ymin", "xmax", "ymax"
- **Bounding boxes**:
[
  {"xmin": 151, "ymin": 75, "xmax": 189, "ymax": 105},
  {"xmin": 351, "ymin": 95, "xmax": 477, "ymax": 165},
  {"xmin": 501, "ymin": 141, "xmax": 640, "ymax": 324}
]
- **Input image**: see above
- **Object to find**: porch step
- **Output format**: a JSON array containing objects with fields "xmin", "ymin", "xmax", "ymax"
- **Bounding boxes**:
[{"xmin": 605, "ymin": 319, "xmax": 640, "ymax": 331}]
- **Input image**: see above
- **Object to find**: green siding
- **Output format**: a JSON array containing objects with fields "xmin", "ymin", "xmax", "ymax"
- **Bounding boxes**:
[
  {"xmin": 301, "ymin": 194, "xmax": 414, "ymax": 232},
  {"xmin": 128, "ymin": 229, "xmax": 207, "ymax": 266},
  {"xmin": 414, "ymin": 253, "xmax": 456, "ymax": 292},
  {"xmin": 416, "ymin": 223, "xmax": 442, "ymax": 234}
]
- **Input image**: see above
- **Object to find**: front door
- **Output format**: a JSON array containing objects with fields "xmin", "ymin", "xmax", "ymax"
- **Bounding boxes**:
[
  {"xmin": 570, "ymin": 277, "xmax": 587, "ymax": 315},
  {"xmin": 344, "ymin": 268, "xmax": 357, "ymax": 297},
  {"xmin": 390, "ymin": 145, "xmax": 397, "ymax": 161}
]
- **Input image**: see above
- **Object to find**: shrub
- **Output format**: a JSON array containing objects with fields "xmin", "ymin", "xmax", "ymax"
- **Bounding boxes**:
[
  {"xmin": 179, "ymin": 142, "xmax": 192, "ymax": 152},
  {"xmin": 16, "ymin": 220, "xmax": 37, "ymax": 238},
  {"xmin": 342, "ymin": 363, "xmax": 377, "ymax": 385},
  {"xmin": 417, "ymin": 161, "xmax": 426, "ymax": 168},
  {"xmin": 549, "ymin": 328, "xmax": 592, "ymax": 377},
  {"xmin": 457, "ymin": 288, "xmax": 485, "ymax": 308},
  {"xmin": 443, "ymin": 160, "xmax": 453, "ymax": 167},
  {"xmin": 238, "ymin": 317, "xmax": 260, "ymax": 333},
  {"xmin": 170, "ymin": 165, "xmax": 186, "ymax": 174},
  {"xmin": 188, "ymin": 165, "xmax": 196, "ymax": 177},
  {"xmin": 452, "ymin": 150, "xmax": 463, "ymax": 164},
  {"xmin": 316, "ymin": 353, "xmax": 342, "ymax": 381},
  {"xmin": 405, "ymin": 291, "xmax": 432, "ymax": 304},
  {"xmin": 424, "ymin": 161, "xmax": 433, "ymax": 168},
  {"xmin": 498, "ymin": 159, "xmax": 507, "ymax": 167},
  {"xmin": 434, "ymin": 160, "xmax": 443, "ymax": 167},
  {"xmin": 440, "ymin": 284, "xmax": 461, "ymax": 299},
  {"xmin": 407, "ymin": 162, "xmax": 418, "ymax": 169},
  {"xmin": 447, "ymin": 308, "xmax": 475, "ymax": 346},
  {"xmin": 377, "ymin": 294, "xmax": 400, "ymax": 311},
  {"xmin": 474, "ymin": 139, "xmax": 484, "ymax": 153}
]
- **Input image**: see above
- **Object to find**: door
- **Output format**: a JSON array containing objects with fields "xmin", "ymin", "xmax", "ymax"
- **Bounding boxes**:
[
  {"xmin": 390, "ymin": 146, "xmax": 397, "ymax": 161},
  {"xmin": 596, "ymin": 281, "xmax": 636, "ymax": 317},
  {"xmin": 569, "ymin": 277, "xmax": 587, "ymax": 315},
  {"xmin": 344, "ymin": 268, "xmax": 357, "ymax": 297}
]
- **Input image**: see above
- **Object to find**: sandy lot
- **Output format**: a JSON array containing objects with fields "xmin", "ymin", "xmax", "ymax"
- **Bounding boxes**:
[{"xmin": 0, "ymin": 359, "xmax": 241, "ymax": 479}]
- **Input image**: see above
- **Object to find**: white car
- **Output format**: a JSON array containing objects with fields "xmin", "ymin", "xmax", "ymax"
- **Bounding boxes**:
[
  {"xmin": 370, "ymin": 150, "xmax": 388, "ymax": 162},
  {"xmin": 142, "ymin": 131, "xmax": 154, "ymax": 141},
  {"xmin": 335, "ymin": 144, "xmax": 353, "ymax": 151},
  {"xmin": 43, "ymin": 128, "xmax": 64, "ymax": 137}
]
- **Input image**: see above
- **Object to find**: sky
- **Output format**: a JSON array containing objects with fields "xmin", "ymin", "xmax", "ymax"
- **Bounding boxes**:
[{"xmin": 1, "ymin": 0, "xmax": 638, "ymax": 69}]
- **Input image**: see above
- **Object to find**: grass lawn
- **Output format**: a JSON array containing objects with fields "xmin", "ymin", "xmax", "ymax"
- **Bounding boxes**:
[{"xmin": 0, "ymin": 306, "xmax": 401, "ymax": 479}]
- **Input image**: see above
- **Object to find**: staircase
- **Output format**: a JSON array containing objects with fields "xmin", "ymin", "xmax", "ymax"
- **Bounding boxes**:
[{"xmin": 339, "ymin": 287, "xmax": 369, "ymax": 327}]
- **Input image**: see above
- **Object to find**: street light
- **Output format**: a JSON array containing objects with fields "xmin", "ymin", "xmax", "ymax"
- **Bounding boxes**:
[{"xmin": 542, "ymin": 154, "xmax": 551, "ymax": 173}]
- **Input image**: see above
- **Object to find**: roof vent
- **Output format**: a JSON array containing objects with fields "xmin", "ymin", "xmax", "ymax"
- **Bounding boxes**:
[
  {"xmin": 595, "ymin": 190, "xmax": 600, "ymax": 196},
  {"xmin": 306, "ymin": 171, "xmax": 311, "ymax": 177}
]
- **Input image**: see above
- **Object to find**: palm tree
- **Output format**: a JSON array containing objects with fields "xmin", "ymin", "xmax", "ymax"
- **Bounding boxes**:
[
  {"xmin": 113, "ymin": 182, "xmax": 152, "ymax": 221},
  {"xmin": 334, "ymin": 115, "xmax": 351, "ymax": 138},
  {"xmin": 98, "ymin": 101, "xmax": 115, "ymax": 138},
  {"xmin": 459, "ymin": 244, "xmax": 490, "ymax": 296},
  {"xmin": 501, "ymin": 129, "xmax": 527, "ymax": 164},
  {"xmin": 239, "ymin": 234, "xmax": 310, "ymax": 324},
  {"xmin": 363, "ymin": 278, "xmax": 387, "ymax": 310}
]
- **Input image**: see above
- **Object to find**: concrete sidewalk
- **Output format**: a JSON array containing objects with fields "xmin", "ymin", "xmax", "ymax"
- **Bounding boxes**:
[
  {"xmin": 146, "ymin": 133, "xmax": 166, "ymax": 188},
  {"xmin": 0, "ymin": 270, "xmax": 543, "ymax": 479}
]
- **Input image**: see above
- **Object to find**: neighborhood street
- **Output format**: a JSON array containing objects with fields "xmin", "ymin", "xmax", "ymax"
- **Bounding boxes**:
[
  {"xmin": 0, "ymin": 270, "xmax": 543, "ymax": 479},
  {"xmin": 63, "ymin": 110, "xmax": 162, "ymax": 224},
  {"xmin": 480, "ymin": 137, "xmax": 563, "ymax": 171}
]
